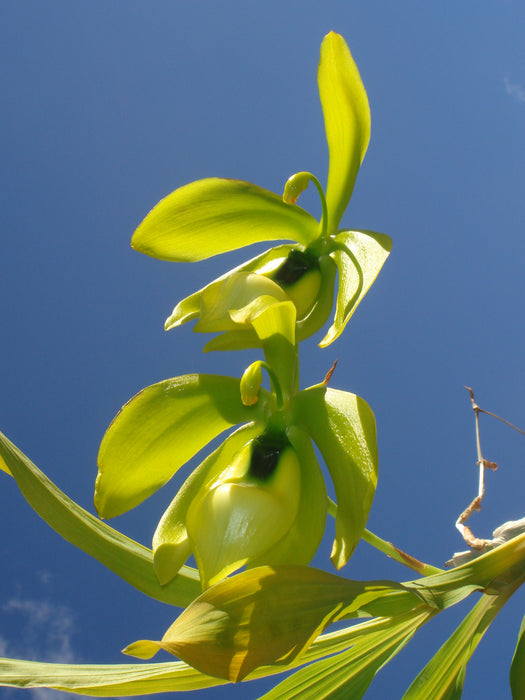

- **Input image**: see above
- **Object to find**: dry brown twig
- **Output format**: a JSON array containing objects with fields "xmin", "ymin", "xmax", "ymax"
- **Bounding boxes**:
[{"xmin": 450, "ymin": 387, "xmax": 524, "ymax": 564}]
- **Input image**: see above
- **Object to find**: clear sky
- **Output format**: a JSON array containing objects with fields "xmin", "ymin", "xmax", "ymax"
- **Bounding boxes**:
[{"xmin": 1, "ymin": 2, "xmax": 524, "ymax": 698}]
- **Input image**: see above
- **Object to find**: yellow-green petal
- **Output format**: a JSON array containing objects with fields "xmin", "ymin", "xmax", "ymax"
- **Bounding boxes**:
[
  {"xmin": 165, "ymin": 245, "xmax": 294, "ymax": 331},
  {"xmin": 319, "ymin": 32, "xmax": 371, "ymax": 232},
  {"xmin": 132, "ymin": 178, "xmax": 318, "ymax": 262}
]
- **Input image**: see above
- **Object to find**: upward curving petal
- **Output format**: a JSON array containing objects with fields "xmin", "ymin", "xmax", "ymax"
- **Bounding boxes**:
[
  {"xmin": 318, "ymin": 32, "xmax": 371, "ymax": 232},
  {"xmin": 132, "ymin": 178, "xmax": 318, "ymax": 262}
]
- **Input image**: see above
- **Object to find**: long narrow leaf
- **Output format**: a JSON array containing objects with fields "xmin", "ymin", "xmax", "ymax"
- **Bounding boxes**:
[
  {"xmin": 403, "ymin": 575, "xmax": 525, "ymax": 699},
  {"xmin": 259, "ymin": 609, "xmax": 434, "ymax": 700},
  {"xmin": 510, "ymin": 614, "xmax": 525, "ymax": 699},
  {"xmin": 0, "ymin": 430, "xmax": 201, "ymax": 607}
]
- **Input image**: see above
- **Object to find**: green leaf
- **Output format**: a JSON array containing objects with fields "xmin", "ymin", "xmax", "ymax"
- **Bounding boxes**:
[
  {"xmin": 318, "ymin": 32, "xmax": 371, "ymax": 233},
  {"xmin": 510, "ymin": 614, "xmax": 525, "ymax": 699},
  {"xmin": 0, "ymin": 430, "xmax": 201, "ymax": 607},
  {"xmin": 153, "ymin": 423, "xmax": 261, "ymax": 586},
  {"xmin": 402, "ymin": 582, "xmax": 522, "ymax": 700},
  {"xmin": 259, "ymin": 608, "xmax": 434, "ymax": 700},
  {"xmin": 124, "ymin": 565, "xmax": 424, "ymax": 682},
  {"xmin": 132, "ymin": 178, "xmax": 318, "ymax": 262},
  {"xmin": 293, "ymin": 386, "xmax": 378, "ymax": 569},
  {"xmin": 165, "ymin": 245, "xmax": 294, "ymax": 331},
  {"xmin": 0, "ymin": 657, "xmax": 224, "ymax": 696},
  {"xmin": 320, "ymin": 230, "xmax": 392, "ymax": 347},
  {"xmin": 405, "ymin": 531, "xmax": 525, "ymax": 609},
  {"xmin": 95, "ymin": 374, "xmax": 266, "ymax": 519}
]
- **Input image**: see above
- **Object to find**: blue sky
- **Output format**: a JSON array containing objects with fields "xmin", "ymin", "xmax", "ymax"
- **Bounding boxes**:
[{"xmin": 1, "ymin": 2, "xmax": 524, "ymax": 698}]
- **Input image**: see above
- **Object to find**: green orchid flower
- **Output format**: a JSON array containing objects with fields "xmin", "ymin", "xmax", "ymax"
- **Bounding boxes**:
[
  {"xmin": 94, "ymin": 369, "xmax": 378, "ymax": 589},
  {"xmin": 131, "ymin": 32, "xmax": 392, "ymax": 350}
]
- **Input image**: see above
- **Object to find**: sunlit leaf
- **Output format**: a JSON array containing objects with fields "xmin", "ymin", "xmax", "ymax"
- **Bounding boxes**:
[
  {"xmin": 0, "ymin": 430, "xmax": 201, "ymax": 607},
  {"xmin": 293, "ymin": 386, "xmax": 378, "ymax": 568},
  {"xmin": 259, "ymin": 609, "xmax": 434, "ymax": 700},
  {"xmin": 95, "ymin": 374, "xmax": 266, "ymax": 519},
  {"xmin": 510, "ymin": 614, "xmax": 525, "ymax": 699},
  {"xmin": 403, "ymin": 577, "xmax": 524, "ymax": 700},
  {"xmin": 124, "ymin": 566, "xmax": 424, "ymax": 682},
  {"xmin": 320, "ymin": 230, "xmax": 392, "ymax": 347},
  {"xmin": 0, "ymin": 657, "xmax": 224, "ymax": 696},
  {"xmin": 318, "ymin": 32, "xmax": 370, "ymax": 233},
  {"xmin": 132, "ymin": 178, "xmax": 318, "ymax": 262},
  {"xmin": 405, "ymin": 531, "xmax": 525, "ymax": 609}
]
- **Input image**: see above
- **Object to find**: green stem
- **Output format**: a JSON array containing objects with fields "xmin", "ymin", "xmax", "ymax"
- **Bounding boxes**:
[{"xmin": 327, "ymin": 498, "xmax": 443, "ymax": 576}]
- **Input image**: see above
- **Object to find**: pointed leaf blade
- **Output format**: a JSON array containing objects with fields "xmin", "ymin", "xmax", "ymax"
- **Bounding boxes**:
[
  {"xmin": 0, "ymin": 430, "xmax": 201, "ymax": 607},
  {"xmin": 125, "ymin": 566, "xmax": 423, "ymax": 682},
  {"xmin": 510, "ymin": 615, "xmax": 525, "ymax": 700}
]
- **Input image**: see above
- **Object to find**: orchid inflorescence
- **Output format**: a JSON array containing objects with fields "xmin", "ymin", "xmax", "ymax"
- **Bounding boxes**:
[{"xmin": 94, "ymin": 31, "xmax": 390, "ymax": 593}]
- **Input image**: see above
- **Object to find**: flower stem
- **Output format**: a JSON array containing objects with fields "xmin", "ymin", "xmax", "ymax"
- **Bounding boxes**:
[{"xmin": 327, "ymin": 497, "xmax": 443, "ymax": 576}]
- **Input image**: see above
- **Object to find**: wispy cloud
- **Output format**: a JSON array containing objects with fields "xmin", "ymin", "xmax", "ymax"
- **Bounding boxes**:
[
  {"xmin": 504, "ymin": 77, "xmax": 525, "ymax": 103},
  {"xmin": 1, "ymin": 598, "xmax": 80, "ymax": 699}
]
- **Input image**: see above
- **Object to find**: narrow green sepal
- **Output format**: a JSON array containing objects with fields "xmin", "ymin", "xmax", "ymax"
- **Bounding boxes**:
[{"xmin": 318, "ymin": 32, "xmax": 371, "ymax": 233}]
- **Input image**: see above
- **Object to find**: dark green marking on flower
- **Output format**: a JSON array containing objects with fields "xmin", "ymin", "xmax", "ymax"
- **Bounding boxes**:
[
  {"xmin": 249, "ymin": 432, "xmax": 291, "ymax": 482},
  {"xmin": 272, "ymin": 249, "xmax": 320, "ymax": 288}
]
